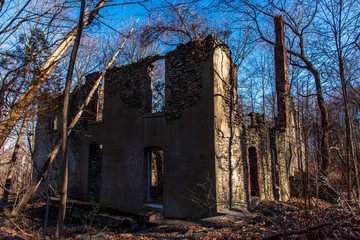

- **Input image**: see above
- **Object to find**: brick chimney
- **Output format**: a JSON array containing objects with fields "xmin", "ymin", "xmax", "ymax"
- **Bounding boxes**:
[
  {"xmin": 274, "ymin": 15, "xmax": 289, "ymax": 129},
  {"xmin": 249, "ymin": 112, "xmax": 257, "ymax": 127}
]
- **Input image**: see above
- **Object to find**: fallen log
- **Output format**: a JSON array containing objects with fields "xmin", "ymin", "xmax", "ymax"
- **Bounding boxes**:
[{"xmin": 264, "ymin": 222, "xmax": 333, "ymax": 240}]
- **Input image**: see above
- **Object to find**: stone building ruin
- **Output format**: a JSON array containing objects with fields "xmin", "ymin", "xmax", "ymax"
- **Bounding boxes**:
[{"xmin": 34, "ymin": 16, "xmax": 304, "ymax": 219}]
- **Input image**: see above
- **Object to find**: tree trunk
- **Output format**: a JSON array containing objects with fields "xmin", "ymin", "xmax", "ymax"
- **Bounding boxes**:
[
  {"xmin": 332, "ymin": 0, "xmax": 360, "ymax": 200},
  {"xmin": 0, "ymin": 89, "xmax": 4, "ymax": 120},
  {"xmin": 0, "ymin": 0, "xmax": 4, "ymax": 13},
  {"xmin": 304, "ymin": 62, "xmax": 329, "ymax": 174},
  {"xmin": 10, "ymin": 21, "xmax": 137, "ymax": 216},
  {"xmin": 0, "ymin": 0, "xmax": 107, "ymax": 149},
  {"xmin": 2, "ymin": 112, "xmax": 28, "ymax": 203},
  {"xmin": 55, "ymin": 0, "xmax": 85, "ymax": 237},
  {"xmin": 338, "ymin": 39, "xmax": 359, "ymax": 202}
]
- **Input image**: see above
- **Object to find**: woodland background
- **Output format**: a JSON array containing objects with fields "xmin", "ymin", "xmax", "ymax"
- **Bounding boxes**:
[{"xmin": 0, "ymin": 0, "xmax": 359, "ymax": 238}]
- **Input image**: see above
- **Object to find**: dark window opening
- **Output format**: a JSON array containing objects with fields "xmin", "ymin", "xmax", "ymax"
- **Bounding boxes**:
[
  {"xmin": 249, "ymin": 147, "xmax": 260, "ymax": 197},
  {"xmin": 88, "ymin": 143, "xmax": 103, "ymax": 202},
  {"xmin": 243, "ymin": 115, "xmax": 251, "ymax": 126},
  {"xmin": 88, "ymin": 91, "xmax": 99, "ymax": 121},
  {"xmin": 49, "ymin": 114, "xmax": 58, "ymax": 131},
  {"xmin": 146, "ymin": 148, "xmax": 164, "ymax": 204},
  {"xmin": 272, "ymin": 148, "xmax": 280, "ymax": 187}
]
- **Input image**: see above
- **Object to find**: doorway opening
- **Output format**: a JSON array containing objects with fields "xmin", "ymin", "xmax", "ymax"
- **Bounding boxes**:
[
  {"xmin": 272, "ymin": 148, "xmax": 280, "ymax": 187},
  {"xmin": 146, "ymin": 148, "xmax": 164, "ymax": 205},
  {"xmin": 88, "ymin": 143, "xmax": 103, "ymax": 202},
  {"xmin": 248, "ymin": 147, "xmax": 260, "ymax": 197},
  {"xmin": 271, "ymin": 148, "xmax": 280, "ymax": 200}
]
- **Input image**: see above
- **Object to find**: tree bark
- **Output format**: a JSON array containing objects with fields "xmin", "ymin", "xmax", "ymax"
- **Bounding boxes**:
[
  {"xmin": 0, "ymin": 0, "xmax": 107, "ymax": 149},
  {"xmin": 55, "ymin": 0, "xmax": 85, "ymax": 237},
  {"xmin": 310, "ymin": 67, "xmax": 329, "ymax": 174}
]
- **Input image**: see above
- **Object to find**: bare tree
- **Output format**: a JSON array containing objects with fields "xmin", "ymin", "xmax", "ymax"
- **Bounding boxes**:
[
  {"xmin": 225, "ymin": 0, "xmax": 330, "ymax": 174},
  {"xmin": 11, "ymin": 20, "xmax": 138, "ymax": 216},
  {"xmin": 0, "ymin": 0, "xmax": 4, "ymax": 13},
  {"xmin": 0, "ymin": 0, "xmax": 107, "ymax": 149},
  {"xmin": 140, "ymin": 1, "xmax": 213, "ymax": 47},
  {"xmin": 56, "ymin": 0, "xmax": 85, "ymax": 237},
  {"xmin": 1, "ymin": 110, "xmax": 30, "ymax": 203},
  {"xmin": 319, "ymin": 0, "xmax": 360, "ymax": 200}
]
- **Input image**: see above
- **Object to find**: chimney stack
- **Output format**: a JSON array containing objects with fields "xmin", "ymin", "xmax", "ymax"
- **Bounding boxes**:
[{"xmin": 274, "ymin": 15, "xmax": 289, "ymax": 129}]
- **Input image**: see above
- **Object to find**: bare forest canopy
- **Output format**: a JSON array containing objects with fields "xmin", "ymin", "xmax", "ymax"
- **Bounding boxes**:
[{"xmin": 0, "ymin": 0, "xmax": 360, "ymax": 237}]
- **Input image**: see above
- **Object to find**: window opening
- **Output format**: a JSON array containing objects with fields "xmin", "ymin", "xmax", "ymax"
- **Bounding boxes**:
[
  {"xmin": 49, "ymin": 114, "xmax": 58, "ymax": 131},
  {"xmin": 89, "ymin": 90, "xmax": 99, "ymax": 121},
  {"xmin": 146, "ymin": 148, "xmax": 164, "ymax": 204},
  {"xmin": 248, "ymin": 147, "xmax": 260, "ymax": 197},
  {"xmin": 151, "ymin": 59, "xmax": 165, "ymax": 113},
  {"xmin": 88, "ymin": 143, "xmax": 103, "ymax": 202},
  {"xmin": 243, "ymin": 115, "xmax": 251, "ymax": 126}
]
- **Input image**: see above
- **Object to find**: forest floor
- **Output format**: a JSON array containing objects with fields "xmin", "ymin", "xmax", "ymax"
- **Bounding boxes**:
[{"xmin": 0, "ymin": 198, "xmax": 359, "ymax": 239}]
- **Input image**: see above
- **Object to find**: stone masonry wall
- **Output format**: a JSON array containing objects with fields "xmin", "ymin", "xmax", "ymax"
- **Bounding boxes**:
[
  {"xmin": 34, "ymin": 93, "xmax": 63, "ymax": 189},
  {"xmin": 99, "ymin": 36, "xmax": 222, "ymax": 218},
  {"xmin": 273, "ymin": 16, "xmax": 304, "ymax": 201},
  {"xmin": 105, "ymin": 57, "xmax": 152, "ymax": 113},
  {"xmin": 67, "ymin": 73, "xmax": 103, "ymax": 196},
  {"xmin": 105, "ymin": 35, "xmax": 218, "ymax": 121},
  {"xmin": 34, "ymin": 33, "xmax": 304, "ymax": 217},
  {"xmin": 288, "ymin": 103, "xmax": 304, "ymax": 175},
  {"xmin": 212, "ymin": 41, "xmax": 246, "ymax": 210},
  {"xmin": 34, "ymin": 74, "xmax": 104, "ymax": 198},
  {"xmin": 241, "ymin": 125, "xmax": 273, "ymax": 201},
  {"xmin": 216, "ymin": 126, "xmax": 245, "ymax": 209},
  {"xmin": 275, "ymin": 129, "xmax": 290, "ymax": 201},
  {"xmin": 165, "ymin": 36, "xmax": 216, "ymax": 120},
  {"xmin": 275, "ymin": 101, "xmax": 304, "ymax": 201}
]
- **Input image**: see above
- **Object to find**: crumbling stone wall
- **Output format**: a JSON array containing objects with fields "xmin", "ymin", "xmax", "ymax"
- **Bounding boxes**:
[
  {"xmin": 213, "ymin": 43, "xmax": 246, "ymax": 210},
  {"xmin": 275, "ymin": 129, "xmax": 290, "ymax": 201},
  {"xmin": 34, "ymin": 94, "xmax": 83, "ymax": 196},
  {"xmin": 99, "ymin": 35, "xmax": 226, "ymax": 217},
  {"xmin": 165, "ymin": 37, "xmax": 215, "ymax": 120},
  {"xmin": 106, "ymin": 56, "xmax": 159, "ymax": 113},
  {"xmin": 34, "ymin": 33, "xmax": 304, "ymax": 218},
  {"xmin": 273, "ymin": 16, "xmax": 305, "ymax": 201},
  {"xmin": 67, "ymin": 73, "xmax": 104, "ymax": 196},
  {"xmin": 34, "ymin": 92, "xmax": 63, "ymax": 187},
  {"xmin": 287, "ymin": 103, "xmax": 304, "ymax": 175},
  {"xmin": 96, "ymin": 85, "xmax": 104, "ymax": 121},
  {"xmin": 216, "ymin": 127, "xmax": 245, "ymax": 208},
  {"xmin": 238, "ymin": 108, "xmax": 305, "ymax": 204},
  {"xmin": 102, "ymin": 36, "xmax": 220, "ymax": 120},
  {"xmin": 275, "ymin": 102, "xmax": 304, "ymax": 201},
  {"xmin": 241, "ymin": 124, "xmax": 273, "ymax": 201},
  {"xmin": 34, "ymin": 73, "xmax": 104, "ymax": 198}
]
